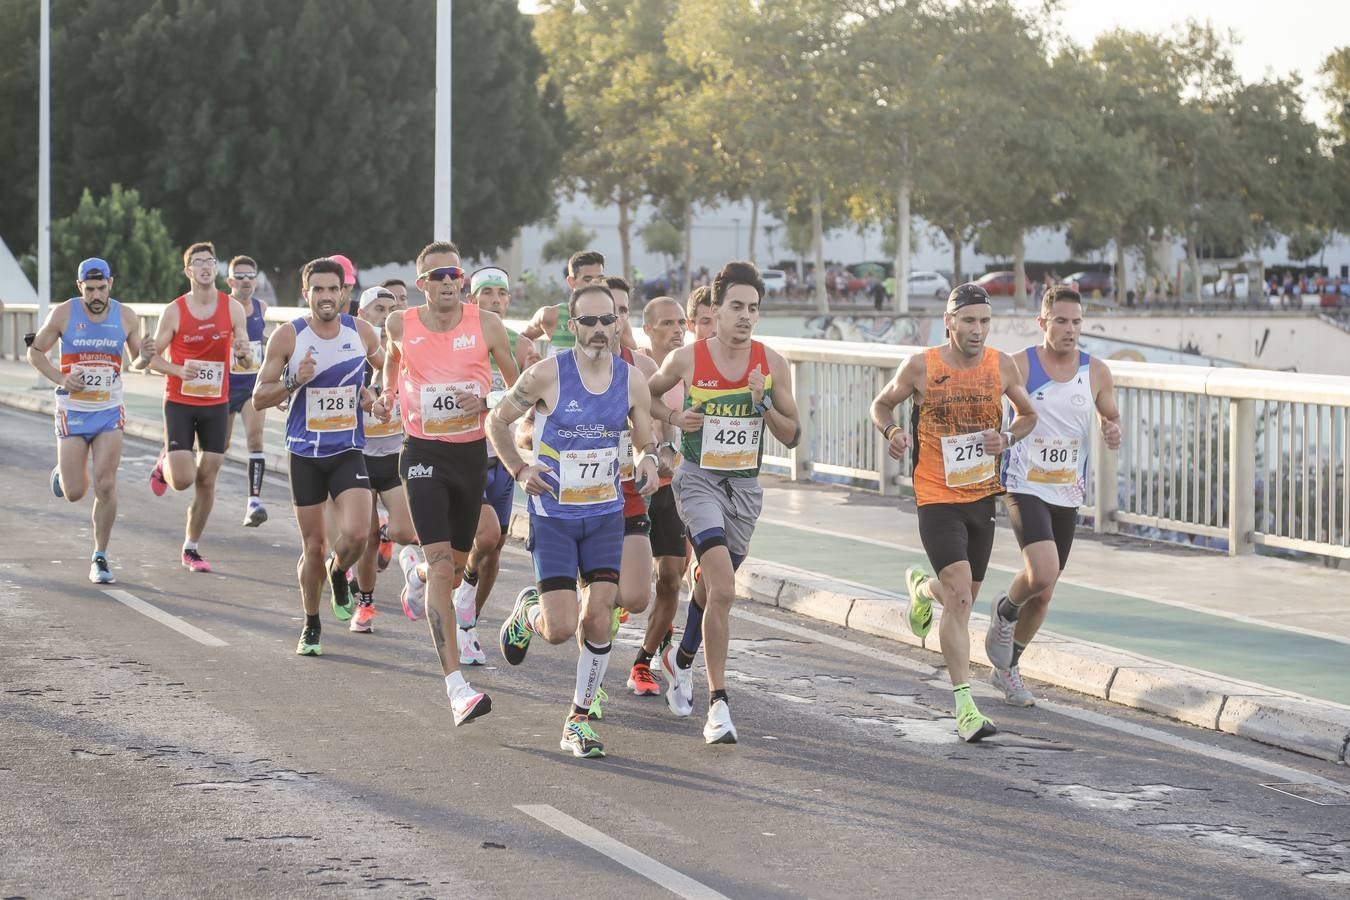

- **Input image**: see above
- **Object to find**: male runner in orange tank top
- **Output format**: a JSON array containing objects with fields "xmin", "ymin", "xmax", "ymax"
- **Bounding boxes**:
[{"xmin": 869, "ymin": 282, "xmax": 1037, "ymax": 742}]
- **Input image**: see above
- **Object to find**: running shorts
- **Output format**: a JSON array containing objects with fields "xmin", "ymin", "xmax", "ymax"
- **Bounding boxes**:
[
  {"xmin": 289, "ymin": 449, "xmax": 369, "ymax": 507},
  {"xmin": 1004, "ymin": 492, "xmax": 1078, "ymax": 570},
  {"xmin": 164, "ymin": 399, "xmax": 228, "ymax": 455},
  {"xmin": 915, "ymin": 495, "xmax": 997, "ymax": 583},
  {"xmin": 672, "ymin": 462, "xmax": 762, "ymax": 561},
  {"xmin": 483, "ymin": 458, "xmax": 516, "ymax": 531},
  {"xmin": 648, "ymin": 484, "xmax": 687, "ymax": 559},
  {"xmin": 527, "ymin": 510, "xmax": 624, "ymax": 593},
  {"xmin": 56, "ymin": 406, "xmax": 125, "ymax": 441},
  {"xmin": 400, "ymin": 436, "xmax": 486, "ymax": 551},
  {"xmin": 363, "ymin": 451, "xmax": 402, "ymax": 494}
]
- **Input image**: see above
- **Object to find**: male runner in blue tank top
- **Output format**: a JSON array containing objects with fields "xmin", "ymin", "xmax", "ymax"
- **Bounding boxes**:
[
  {"xmin": 487, "ymin": 284, "xmax": 660, "ymax": 758},
  {"xmin": 223, "ymin": 255, "xmax": 271, "ymax": 527},
  {"xmin": 253, "ymin": 258, "xmax": 384, "ymax": 661},
  {"xmin": 27, "ymin": 257, "xmax": 156, "ymax": 584},
  {"xmin": 985, "ymin": 285, "xmax": 1121, "ymax": 706}
]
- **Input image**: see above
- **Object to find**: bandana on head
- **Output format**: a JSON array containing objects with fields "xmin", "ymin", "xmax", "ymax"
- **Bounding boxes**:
[{"xmin": 470, "ymin": 267, "xmax": 510, "ymax": 295}]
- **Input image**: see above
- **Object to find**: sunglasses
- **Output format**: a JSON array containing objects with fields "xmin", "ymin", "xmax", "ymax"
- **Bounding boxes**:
[
  {"xmin": 230, "ymin": 272, "xmax": 258, "ymax": 281},
  {"xmin": 574, "ymin": 314, "xmax": 618, "ymax": 327},
  {"xmin": 419, "ymin": 266, "xmax": 466, "ymax": 282}
]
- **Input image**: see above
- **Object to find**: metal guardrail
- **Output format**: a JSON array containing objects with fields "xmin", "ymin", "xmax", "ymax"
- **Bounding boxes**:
[{"xmin": 4, "ymin": 303, "xmax": 1347, "ymax": 560}]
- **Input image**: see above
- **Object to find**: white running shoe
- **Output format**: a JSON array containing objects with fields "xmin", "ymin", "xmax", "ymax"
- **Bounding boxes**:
[
  {"xmin": 243, "ymin": 497, "xmax": 268, "ymax": 527},
  {"xmin": 991, "ymin": 666, "xmax": 1037, "ymax": 707},
  {"xmin": 457, "ymin": 624, "xmax": 487, "ymax": 666},
  {"xmin": 448, "ymin": 679, "xmax": 491, "ymax": 726},
  {"xmin": 398, "ymin": 545, "xmax": 426, "ymax": 620},
  {"xmin": 659, "ymin": 644, "xmax": 695, "ymax": 718},
  {"xmin": 452, "ymin": 577, "xmax": 478, "ymax": 629},
  {"xmin": 984, "ymin": 592, "xmax": 1016, "ymax": 670},
  {"xmin": 703, "ymin": 698, "xmax": 738, "ymax": 744}
]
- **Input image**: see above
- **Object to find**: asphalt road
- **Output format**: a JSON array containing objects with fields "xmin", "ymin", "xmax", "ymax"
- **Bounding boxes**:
[{"xmin": 2, "ymin": 406, "xmax": 1348, "ymax": 899}]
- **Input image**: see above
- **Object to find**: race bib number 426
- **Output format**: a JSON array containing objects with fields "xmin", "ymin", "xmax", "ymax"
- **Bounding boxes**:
[{"xmin": 699, "ymin": 415, "xmax": 762, "ymax": 471}]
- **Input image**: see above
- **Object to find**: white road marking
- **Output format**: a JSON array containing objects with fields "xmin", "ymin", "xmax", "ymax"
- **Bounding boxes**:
[
  {"xmin": 758, "ymin": 515, "xmax": 1350, "ymax": 647},
  {"xmin": 516, "ymin": 804, "xmax": 730, "ymax": 900},
  {"xmin": 734, "ymin": 606, "xmax": 1346, "ymax": 790},
  {"xmin": 102, "ymin": 589, "xmax": 228, "ymax": 647}
]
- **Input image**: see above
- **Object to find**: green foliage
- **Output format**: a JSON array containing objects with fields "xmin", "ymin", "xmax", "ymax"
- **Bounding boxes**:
[
  {"xmin": 50, "ymin": 185, "xmax": 181, "ymax": 301},
  {"xmin": 540, "ymin": 220, "xmax": 597, "ymax": 266},
  {"xmin": 0, "ymin": 0, "xmax": 564, "ymax": 273},
  {"xmin": 640, "ymin": 221, "xmax": 683, "ymax": 260}
]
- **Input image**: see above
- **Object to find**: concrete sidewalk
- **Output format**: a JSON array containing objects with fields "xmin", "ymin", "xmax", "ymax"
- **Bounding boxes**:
[{"xmin": 5, "ymin": 359, "xmax": 1349, "ymax": 763}]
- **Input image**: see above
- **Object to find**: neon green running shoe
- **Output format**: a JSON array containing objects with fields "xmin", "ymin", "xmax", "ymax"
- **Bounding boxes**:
[
  {"xmin": 560, "ymin": 715, "xmax": 605, "ymax": 758},
  {"xmin": 499, "ymin": 587, "xmax": 538, "ymax": 666},
  {"xmin": 956, "ymin": 705, "xmax": 998, "ymax": 743},
  {"xmin": 904, "ymin": 565, "xmax": 934, "ymax": 638},
  {"xmin": 587, "ymin": 686, "xmax": 609, "ymax": 720},
  {"xmin": 295, "ymin": 624, "xmax": 322, "ymax": 656},
  {"xmin": 610, "ymin": 606, "xmax": 624, "ymax": 640}
]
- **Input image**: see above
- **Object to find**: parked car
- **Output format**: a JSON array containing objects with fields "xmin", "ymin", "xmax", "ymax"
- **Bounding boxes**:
[
  {"xmin": 761, "ymin": 268, "xmax": 787, "ymax": 296},
  {"xmin": 1062, "ymin": 271, "xmax": 1113, "ymax": 298},
  {"xmin": 907, "ymin": 270, "xmax": 951, "ymax": 299},
  {"xmin": 975, "ymin": 270, "xmax": 1034, "ymax": 297}
]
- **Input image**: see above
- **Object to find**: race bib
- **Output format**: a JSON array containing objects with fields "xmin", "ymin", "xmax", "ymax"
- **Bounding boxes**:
[
  {"xmin": 699, "ymin": 415, "xmax": 762, "ymax": 471},
  {"xmin": 232, "ymin": 340, "xmax": 264, "ymax": 374},
  {"xmin": 420, "ymin": 382, "xmax": 482, "ymax": 436},
  {"xmin": 619, "ymin": 431, "xmax": 634, "ymax": 481},
  {"xmin": 181, "ymin": 360, "xmax": 225, "ymax": 398},
  {"xmin": 940, "ymin": 431, "xmax": 995, "ymax": 488},
  {"xmin": 1025, "ymin": 435, "xmax": 1081, "ymax": 485},
  {"xmin": 559, "ymin": 447, "xmax": 618, "ymax": 505},
  {"xmin": 306, "ymin": 384, "xmax": 358, "ymax": 432},
  {"xmin": 364, "ymin": 396, "xmax": 402, "ymax": 439},
  {"xmin": 69, "ymin": 363, "xmax": 119, "ymax": 403}
]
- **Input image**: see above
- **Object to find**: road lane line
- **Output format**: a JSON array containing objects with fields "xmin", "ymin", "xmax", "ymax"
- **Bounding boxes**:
[
  {"xmin": 101, "ymin": 589, "xmax": 228, "ymax": 647},
  {"xmin": 732, "ymin": 607, "xmax": 1346, "ymax": 790},
  {"xmin": 516, "ymin": 805, "xmax": 730, "ymax": 900}
]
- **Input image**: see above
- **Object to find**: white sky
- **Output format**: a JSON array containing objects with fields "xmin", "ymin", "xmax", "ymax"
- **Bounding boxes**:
[{"xmin": 519, "ymin": 1, "xmax": 1344, "ymax": 126}]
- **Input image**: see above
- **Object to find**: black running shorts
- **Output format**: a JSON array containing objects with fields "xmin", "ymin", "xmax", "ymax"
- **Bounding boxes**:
[
  {"xmin": 400, "ymin": 436, "xmax": 487, "ymax": 551},
  {"xmin": 1004, "ymin": 492, "xmax": 1078, "ymax": 570},
  {"xmin": 363, "ymin": 452, "xmax": 402, "ymax": 494},
  {"xmin": 916, "ymin": 495, "xmax": 997, "ymax": 583},
  {"xmin": 648, "ymin": 484, "xmax": 687, "ymax": 559},
  {"xmin": 164, "ymin": 399, "xmax": 229, "ymax": 455},
  {"xmin": 289, "ymin": 450, "xmax": 370, "ymax": 508}
]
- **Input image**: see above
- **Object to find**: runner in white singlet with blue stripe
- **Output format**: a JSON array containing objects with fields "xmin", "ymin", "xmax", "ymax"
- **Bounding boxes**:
[{"xmin": 984, "ymin": 286, "xmax": 1123, "ymax": 706}]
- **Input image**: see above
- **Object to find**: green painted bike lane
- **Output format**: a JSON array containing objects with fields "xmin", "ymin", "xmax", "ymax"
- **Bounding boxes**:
[{"xmin": 745, "ymin": 520, "xmax": 1350, "ymax": 707}]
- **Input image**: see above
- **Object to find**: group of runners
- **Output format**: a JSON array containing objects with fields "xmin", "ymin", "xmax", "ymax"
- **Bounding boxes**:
[{"xmin": 31, "ymin": 243, "xmax": 1120, "ymax": 752}]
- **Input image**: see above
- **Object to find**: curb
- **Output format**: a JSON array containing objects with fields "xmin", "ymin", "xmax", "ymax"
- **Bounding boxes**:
[{"xmin": 12, "ymin": 389, "xmax": 1348, "ymax": 767}]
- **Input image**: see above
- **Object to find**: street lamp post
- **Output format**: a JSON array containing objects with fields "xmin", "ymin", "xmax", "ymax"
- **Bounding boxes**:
[
  {"xmin": 37, "ymin": 0, "xmax": 51, "ymax": 331},
  {"xmin": 434, "ymin": 0, "xmax": 452, "ymax": 241}
]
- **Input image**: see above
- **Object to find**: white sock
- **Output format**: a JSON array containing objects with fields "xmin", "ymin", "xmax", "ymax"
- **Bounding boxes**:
[
  {"xmin": 445, "ymin": 671, "xmax": 466, "ymax": 697},
  {"xmin": 183, "ymin": 541, "xmax": 198, "ymax": 552},
  {"xmin": 525, "ymin": 602, "xmax": 544, "ymax": 635},
  {"xmin": 574, "ymin": 640, "xmax": 612, "ymax": 709}
]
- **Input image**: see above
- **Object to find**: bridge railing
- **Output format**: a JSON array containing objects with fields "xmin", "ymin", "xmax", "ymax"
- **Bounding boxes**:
[{"xmin": 4, "ymin": 303, "xmax": 1347, "ymax": 561}]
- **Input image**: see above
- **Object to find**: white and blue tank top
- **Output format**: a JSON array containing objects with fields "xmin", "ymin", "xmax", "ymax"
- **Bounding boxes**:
[
  {"xmin": 1002, "ymin": 347, "xmax": 1094, "ymax": 507},
  {"xmin": 57, "ymin": 299, "xmax": 126, "ymax": 413},
  {"xmin": 285, "ymin": 315, "xmax": 368, "ymax": 458}
]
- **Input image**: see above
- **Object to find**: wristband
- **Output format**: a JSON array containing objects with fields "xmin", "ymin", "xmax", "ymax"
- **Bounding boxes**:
[
  {"xmin": 284, "ymin": 371, "xmax": 299, "ymax": 393},
  {"xmin": 883, "ymin": 423, "xmax": 899, "ymax": 441},
  {"xmin": 666, "ymin": 407, "xmax": 677, "ymax": 425}
]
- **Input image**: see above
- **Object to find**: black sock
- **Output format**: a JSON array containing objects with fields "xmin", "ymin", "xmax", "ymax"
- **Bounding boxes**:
[
  {"xmin": 248, "ymin": 454, "xmax": 265, "ymax": 497},
  {"xmin": 305, "ymin": 613, "xmax": 320, "ymax": 629},
  {"xmin": 462, "ymin": 568, "xmax": 479, "ymax": 586},
  {"xmin": 635, "ymin": 647, "xmax": 654, "ymax": 667},
  {"xmin": 571, "ymin": 703, "xmax": 589, "ymax": 718},
  {"xmin": 358, "ymin": 591, "xmax": 374, "ymax": 605},
  {"xmin": 676, "ymin": 647, "xmax": 696, "ymax": 670},
  {"xmin": 710, "ymin": 688, "xmax": 728, "ymax": 706},
  {"xmin": 1010, "ymin": 640, "xmax": 1028, "ymax": 667},
  {"xmin": 998, "ymin": 595, "xmax": 1021, "ymax": 622}
]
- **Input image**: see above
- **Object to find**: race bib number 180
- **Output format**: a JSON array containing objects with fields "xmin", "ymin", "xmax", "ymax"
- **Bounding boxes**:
[{"xmin": 1025, "ymin": 435, "xmax": 1081, "ymax": 485}]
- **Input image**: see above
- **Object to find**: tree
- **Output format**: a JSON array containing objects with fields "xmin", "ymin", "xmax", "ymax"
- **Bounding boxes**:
[
  {"xmin": 640, "ymin": 220, "xmax": 683, "ymax": 282},
  {"xmin": 540, "ymin": 220, "xmax": 597, "ymax": 269},
  {"xmin": 0, "ymin": 0, "xmax": 565, "ymax": 277},
  {"xmin": 50, "ymin": 185, "xmax": 181, "ymax": 301}
]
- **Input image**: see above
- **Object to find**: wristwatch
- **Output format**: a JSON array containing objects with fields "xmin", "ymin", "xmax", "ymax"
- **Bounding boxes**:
[{"xmin": 753, "ymin": 393, "xmax": 774, "ymax": 415}]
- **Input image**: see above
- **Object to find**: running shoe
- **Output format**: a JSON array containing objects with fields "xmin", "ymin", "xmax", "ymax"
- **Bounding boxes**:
[
  {"xmin": 326, "ymin": 551, "xmax": 353, "ymax": 621},
  {"xmin": 703, "ymin": 698, "xmax": 738, "ymax": 745},
  {"xmin": 457, "ymin": 624, "xmax": 487, "ymax": 666},
  {"xmin": 449, "ymin": 680, "xmax": 492, "ymax": 726},
  {"xmin": 452, "ymin": 577, "xmax": 478, "ymax": 629},
  {"xmin": 149, "ymin": 453, "xmax": 168, "ymax": 497},
  {"xmin": 586, "ymin": 687, "xmax": 609, "ymax": 721},
  {"xmin": 659, "ymin": 644, "xmax": 694, "ymax": 717},
  {"xmin": 956, "ymin": 705, "xmax": 998, "ymax": 743},
  {"xmin": 609, "ymin": 606, "xmax": 623, "ymax": 640},
  {"xmin": 376, "ymin": 514, "xmax": 393, "ymax": 571},
  {"xmin": 88, "ymin": 553, "xmax": 115, "ymax": 585},
  {"xmin": 398, "ymin": 546, "xmax": 426, "ymax": 620},
  {"xmin": 296, "ymin": 625, "xmax": 322, "ymax": 656},
  {"xmin": 350, "ymin": 601, "xmax": 376, "ymax": 633},
  {"xmin": 991, "ymin": 666, "xmax": 1036, "ymax": 707},
  {"xmin": 50, "ymin": 466, "xmax": 64, "ymax": 499},
  {"xmin": 627, "ymin": 662, "xmax": 661, "ymax": 696},
  {"xmin": 657, "ymin": 624, "xmax": 675, "ymax": 655},
  {"xmin": 243, "ymin": 497, "xmax": 268, "ymax": 527},
  {"xmin": 560, "ymin": 714, "xmax": 605, "ymax": 758},
  {"xmin": 181, "ymin": 548, "xmax": 212, "ymax": 573},
  {"xmin": 984, "ymin": 592, "xmax": 1015, "ymax": 669},
  {"xmin": 499, "ymin": 587, "xmax": 539, "ymax": 666},
  {"xmin": 903, "ymin": 565, "xmax": 933, "ymax": 638}
]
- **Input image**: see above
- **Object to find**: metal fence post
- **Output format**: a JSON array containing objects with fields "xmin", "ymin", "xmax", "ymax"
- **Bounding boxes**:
[
  {"xmin": 1228, "ymin": 398, "xmax": 1256, "ymax": 555},
  {"xmin": 789, "ymin": 360, "xmax": 813, "ymax": 482},
  {"xmin": 877, "ymin": 367, "xmax": 901, "ymax": 496},
  {"xmin": 1092, "ymin": 427, "xmax": 1119, "ymax": 534}
]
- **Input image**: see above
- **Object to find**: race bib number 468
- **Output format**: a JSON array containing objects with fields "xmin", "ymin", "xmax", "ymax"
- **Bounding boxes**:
[{"xmin": 420, "ymin": 382, "xmax": 481, "ymax": 435}]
